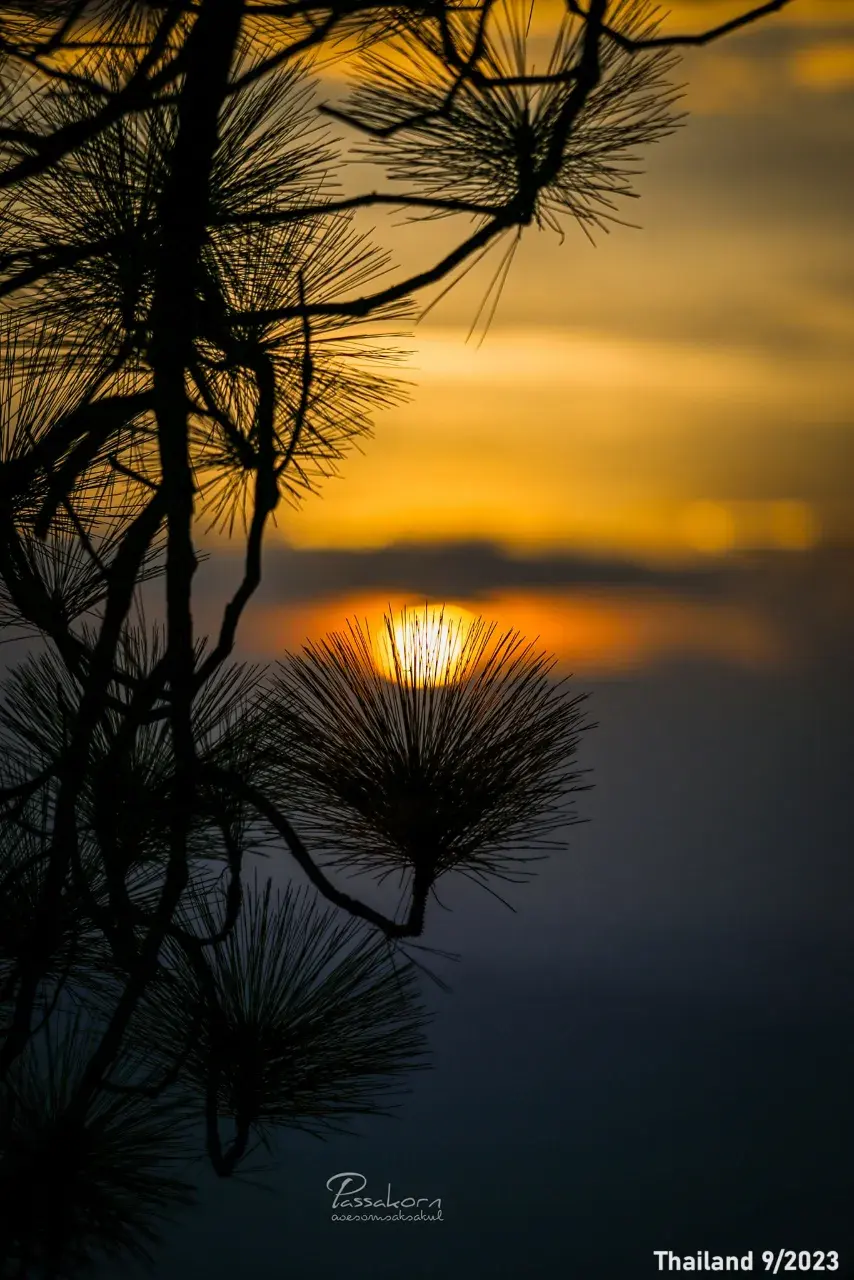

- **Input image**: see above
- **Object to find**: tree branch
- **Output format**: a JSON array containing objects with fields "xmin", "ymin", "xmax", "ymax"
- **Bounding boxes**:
[
  {"xmin": 565, "ymin": 0, "xmax": 793, "ymax": 50},
  {"xmin": 203, "ymin": 763, "xmax": 432, "ymax": 940}
]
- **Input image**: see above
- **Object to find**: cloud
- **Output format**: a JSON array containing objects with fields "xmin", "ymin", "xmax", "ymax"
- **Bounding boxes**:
[
  {"xmin": 227, "ymin": 539, "xmax": 727, "ymax": 605},
  {"xmin": 218, "ymin": 314, "xmax": 853, "ymax": 557},
  {"xmin": 192, "ymin": 540, "xmax": 854, "ymax": 676},
  {"xmin": 643, "ymin": 0, "xmax": 854, "ymax": 31},
  {"xmin": 791, "ymin": 40, "xmax": 854, "ymax": 88}
]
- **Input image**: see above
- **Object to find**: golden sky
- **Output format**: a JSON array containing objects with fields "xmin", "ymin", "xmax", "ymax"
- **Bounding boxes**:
[
  {"xmin": 222, "ymin": 0, "xmax": 854, "ymax": 672},
  {"xmin": 235, "ymin": 0, "xmax": 854, "ymax": 562}
]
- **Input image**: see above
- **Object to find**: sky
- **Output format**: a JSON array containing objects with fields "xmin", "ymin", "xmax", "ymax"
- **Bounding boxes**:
[
  {"xmin": 284, "ymin": 0, "xmax": 854, "ymax": 557},
  {"xmin": 190, "ymin": 0, "xmax": 854, "ymax": 681}
]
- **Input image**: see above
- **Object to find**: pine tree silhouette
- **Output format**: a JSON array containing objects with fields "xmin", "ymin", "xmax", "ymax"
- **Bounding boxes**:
[{"xmin": 0, "ymin": 0, "xmax": 792, "ymax": 1270}]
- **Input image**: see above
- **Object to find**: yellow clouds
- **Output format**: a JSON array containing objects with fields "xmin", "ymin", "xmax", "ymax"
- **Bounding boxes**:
[
  {"xmin": 407, "ymin": 327, "xmax": 814, "ymax": 401},
  {"xmin": 791, "ymin": 41, "xmax": 854, "ymax": 88},
  {"xmin": 548, "ymin": 0, "xmax": 854, "ymax": 113},
  {"xmin": 680, "ymin": 46, "xmax": 787, "ymax": 114},
  {"xmin": 318, "ymin": 0, "xmax": 854, "ymax": 121},
  {"xmin": 646, "ymin": 0, "xmax": 854, "ymax": 30},
  {"xmin": 253, "ymin": 325, "xmax": 850, "ymax": 560},
  {"xmin": 506, "ymin": 0, "xmax": 854, "ymax": 37},
  {"xmin": 273, "ymin": 488, "xmax": 822, "ymax": 562},
  {"xmin": 680, "ymin": 500, "xmax": 818, "ymax": 553}
]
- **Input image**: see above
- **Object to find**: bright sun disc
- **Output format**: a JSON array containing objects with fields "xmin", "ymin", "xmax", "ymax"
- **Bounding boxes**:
[{"xmin": 375, "ymin": 604, "xmax": 475, "ymax": 686}]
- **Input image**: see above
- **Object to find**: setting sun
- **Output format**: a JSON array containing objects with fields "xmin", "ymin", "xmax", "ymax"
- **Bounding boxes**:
[{"xmin": 374, "ymin": 604, "xmax": 476, "ymax": 686}]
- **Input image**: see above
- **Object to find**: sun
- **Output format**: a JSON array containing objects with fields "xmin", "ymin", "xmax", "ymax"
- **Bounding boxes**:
[{"xmin": 375, "ymin": 604, "xmax": 476, "ymax": 686}]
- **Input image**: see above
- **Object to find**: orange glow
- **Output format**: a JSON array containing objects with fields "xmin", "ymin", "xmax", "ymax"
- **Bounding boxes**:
[{"xmin": 250, "ymin": 588, "xmax": 785, "ymax": 677}]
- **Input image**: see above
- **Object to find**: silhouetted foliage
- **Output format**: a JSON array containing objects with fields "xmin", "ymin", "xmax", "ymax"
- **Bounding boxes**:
[
  {"xmin": 0, "ymin": 1013, "xmax": 196, "ymax": 1275},
  {"xmin": 265, "ymin": 608, "xmax": 590, "ymax": 890},
  {"xmin": 339, "ymin": 0, "xmax": 683, "ymax": 237},
  {"xmin": 0, "ymin": 0, "xmax": 791, "ymax": 1271},
  {"xmin": 129, "ymin": 875, "xmax": 431, "ymax": 1152}
]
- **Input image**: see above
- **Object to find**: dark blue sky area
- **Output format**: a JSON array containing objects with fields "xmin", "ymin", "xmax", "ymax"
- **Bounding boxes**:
[{"xmin": 107, "ymin": 656, "xmax": 854, "ymax": 1280}]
